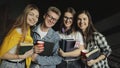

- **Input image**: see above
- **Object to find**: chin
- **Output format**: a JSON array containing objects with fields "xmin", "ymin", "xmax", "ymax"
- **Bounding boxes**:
[
  {"xmin": 46, "ymin": 24, "xmax": 51, "ymax": 28},
  {"xmin": 47, "ymin": 25, "xmax": 52, "ymax": 28},
  {"xmin": 29, "ymin": 23, "xmax": 35, "ymax": 26}
]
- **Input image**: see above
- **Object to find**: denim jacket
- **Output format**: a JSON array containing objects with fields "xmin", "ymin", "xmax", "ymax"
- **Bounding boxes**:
[{"xmin": 31, "ymin": 24, "xmax": 62, "ymax": 68}]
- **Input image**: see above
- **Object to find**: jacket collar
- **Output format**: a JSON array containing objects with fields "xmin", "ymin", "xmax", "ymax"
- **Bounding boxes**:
[{"xmin": 32, "ymin": 23, "xmax": 54, "ymax": 41}]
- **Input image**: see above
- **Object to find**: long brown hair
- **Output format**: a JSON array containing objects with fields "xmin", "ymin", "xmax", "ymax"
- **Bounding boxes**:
[
  {"xmin": 77, "ymin": 10, "xmax": 97, "ymax": 44},
  {"xmin": 59, "ymin": 7, "xmax": 76, "ymax": 35},
  {"xmin": 10, "ymin": 4, "xmax": 39, "ymax": 42}
]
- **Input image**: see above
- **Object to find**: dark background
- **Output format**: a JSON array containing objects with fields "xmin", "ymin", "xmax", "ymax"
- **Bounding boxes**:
[{"xmin": 0, "ymin": 0, "xmax": 120, "ymax": 68}]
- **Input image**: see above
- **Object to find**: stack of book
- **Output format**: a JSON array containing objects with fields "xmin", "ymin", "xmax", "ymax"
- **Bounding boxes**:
[{"xmin": 59, "ymin": 39, "xmax": 76, "ymax": 52}]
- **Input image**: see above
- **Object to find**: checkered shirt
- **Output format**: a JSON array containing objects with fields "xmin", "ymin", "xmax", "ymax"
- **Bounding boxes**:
[{"xmin": 86, "ymin": 32, "xmax": 112, "ymax": 68}]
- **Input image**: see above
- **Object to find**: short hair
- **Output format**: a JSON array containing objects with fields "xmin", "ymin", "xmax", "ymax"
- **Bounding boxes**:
[{"xmin": 47, "ymin": 6, "xmax": 61, "ymax": 17}]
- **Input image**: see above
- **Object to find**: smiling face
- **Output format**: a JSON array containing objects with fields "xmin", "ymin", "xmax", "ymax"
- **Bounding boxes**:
[
  {"xmin": 63, "ymin": 12, "xmax": 73, "ymax": 29},
  {"xmin": 27, "ymin": 9, "xmax": 39, "ymax": 26},
  {"xmin": 44, "ymin": 11, "xmax": 59, "ymax": 28},
  {"xmin": 77, "ymin": 13, "xmax": 89, "ymax": 32}
]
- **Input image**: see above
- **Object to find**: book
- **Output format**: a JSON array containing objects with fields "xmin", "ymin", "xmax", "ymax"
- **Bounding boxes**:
[
  {"xmin": 59, "ymin": 39, "xmax": 76, "ymax": 52},
  {"xmin": 38, "ymin": 41, "xmax": 55, "ymax": 56},
  {"xmin": 18, "ymin": 43, "xmax": 33, "ymax": 55},
  {"xmin": 86, "ymin": 48, "xmax": 100, "ymax": 61}
]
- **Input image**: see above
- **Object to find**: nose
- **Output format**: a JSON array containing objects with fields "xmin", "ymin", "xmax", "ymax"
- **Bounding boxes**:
[
  {"xmin": 32, "ymin": 18, "xmax": 35, "ymax": 23},
  {"xmin": 49, "ymin": 18, "xmax": 54, "ymax": 22},
  {"xmin": 80, "ymin": 19, "xmax": 84, "ymax": 24},
  {"xmin": 33, "ymin": 16, "xmax": 38, "ymax": 22}
]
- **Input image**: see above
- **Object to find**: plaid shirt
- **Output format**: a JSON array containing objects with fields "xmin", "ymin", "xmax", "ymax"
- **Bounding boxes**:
[{"xmin": 86, "ymin": 32, "xmax": 112, "ymax": 68}]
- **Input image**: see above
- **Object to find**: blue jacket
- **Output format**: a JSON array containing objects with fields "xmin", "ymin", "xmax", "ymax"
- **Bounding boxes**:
[{"xmin": 31, "ymin": 24, "xmax": 62, "ymax": 68}]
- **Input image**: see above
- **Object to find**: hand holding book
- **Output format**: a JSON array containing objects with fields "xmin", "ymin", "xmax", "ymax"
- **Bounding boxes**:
[
  {"xmin": 86, "ymin": 48, "xmax": 100, "ymax": 61},
  {"xmin": 34, "ymin": 41, "xmax": 44, "ymax": 54},
  {"xmin": 81, "ymin": 48, "xmax": 100, "ymax": 61},
  {"xmin": 81, "ymin": 49, "xmax": 89, "ymax": 59},
  {"xmin": 35, "ymin": 41, "xmax": 54, "ymax": 56},
  {"xmin": 18, "ymin": 43, "xmax": 33, "ymax": 55}
]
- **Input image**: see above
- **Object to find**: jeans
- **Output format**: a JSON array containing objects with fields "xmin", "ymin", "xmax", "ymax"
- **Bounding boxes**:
[{"xmin": 56, "ymin": 59, "xmax": 85, "ymax": 68}]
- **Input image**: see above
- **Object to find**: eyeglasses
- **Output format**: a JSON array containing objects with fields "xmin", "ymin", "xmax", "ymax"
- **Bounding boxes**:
[
  {"xmin": 46, "ymin": 14, "xmax": 58, "ymax": 22},
  {"xmin": 64, "ymin": 16, "xmax": 73, "ymax": 21}
]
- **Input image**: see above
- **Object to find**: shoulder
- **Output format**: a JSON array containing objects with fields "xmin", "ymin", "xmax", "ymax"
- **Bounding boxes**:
[
  {"xmin": 49, "ymin": 28, "xmax": 60, "ymax": 40},
  {"xmin": 93, "ymin": 32, "xmax": 104, "ymax": 37},
  {"xmin": 75, "ymin": 31, "xmax": 82, "ymax": 35},
  {"xmin": 73, "ymin": 31, "xmax": 83, "ymax": 36},
  {"xmin": 93, "ymin": 32, "xmax": 106, "ymax": 40},
  {"xmin": 32, "ymin": 24, "xmax": 40, "ymax": 32},
  {"xmin": 54, "ymin": 31, "xmax": 60, "ymax": 39},
  {"xmin": 8, "ymin": 28, "xmax": 22, "ymax": 35},
  {"xmin": 16, "ymin": 28, "xmax": 22, "ymax": 34},
  {"xmin": 56, "ymin": 31, "xmax": 61, "ymax": 35},
  {"xmin": 49, "ymin": 28, "xmax": 56, "ymax": 34}
]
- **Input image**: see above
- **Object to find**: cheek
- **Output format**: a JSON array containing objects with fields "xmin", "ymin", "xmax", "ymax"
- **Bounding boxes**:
[
  {"xmin": 45, "ymin": 18, "xmax": 50, "ymax": 23},
  {"xmin": 85, "ymin": 22, "xmax": 89, "ymax": 27},
  {"xmin": 77, "ymin": 22, "xmax": 81, "ymax": 27},
  {"xmin": 27, "ymin": 16, "xmax": 31, "ymax": 22},
  {"xmin": 35, "ymin": 18, "xmax": 39, "ymax": 23}
]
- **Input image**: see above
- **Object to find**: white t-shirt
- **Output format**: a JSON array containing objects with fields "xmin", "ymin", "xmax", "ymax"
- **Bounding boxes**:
[
  {"xmin": 37, "ymin": 24, "xmax": 47, "ymax": 39},
  {"xmin": 58, "ymin": 31, "xmax": 84, "ymax": 48},
  {"xmin": 8, "ymin": 28, "xmax": 24, "ymax": 61}
]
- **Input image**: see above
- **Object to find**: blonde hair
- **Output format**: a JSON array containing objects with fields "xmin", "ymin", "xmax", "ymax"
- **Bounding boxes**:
[
  {"xmin": 47, "ymin": 6, "xmax": 61, "ymax": 17},
  {"xmin": 11, "ymin": 4, "xmax": 39, "ymax": 41}
]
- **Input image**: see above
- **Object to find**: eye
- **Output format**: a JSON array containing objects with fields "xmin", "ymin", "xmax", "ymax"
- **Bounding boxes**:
[
  {"xmin": 36, "ymin": 15, "xmax": 39, "ymax": 18},
  {"xmin": 28, "ymin": 13, "xmax": 34, "ymax": 16},
  {"xmin": 83, "ymin": 18, "xmax": 86, "ymax": 20},
  {"xmin": 64, "ymin": 16, "xmax": 73, "ymax": 21}
]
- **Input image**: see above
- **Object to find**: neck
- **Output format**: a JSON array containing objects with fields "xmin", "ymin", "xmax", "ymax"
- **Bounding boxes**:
[
  {"xmin": 65, "ymin": 27, "xmax": 71, "ymax": 31},
  {"xmin": 82, "ymin": 30, "xmax": 86, "ymax": 36},
  {"xmin": 40, "ymin": 23, "xmax": 49, "ymax": 32}
]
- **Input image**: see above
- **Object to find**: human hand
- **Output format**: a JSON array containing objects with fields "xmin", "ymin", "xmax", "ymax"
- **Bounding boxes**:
[
  {"xmin": 34, "ymin": 44, "xmax": 44, "ymax": 53},
  {"xmin": 22, "ymin": 49, "xmax": 34, "ymax": 59},
  {"xmin": 59, "ymin": 48, "xmax": 65, "ymax": 57},
  {"xmin": 31, "ymin": 53, "xmax": 38, "ymax": 61},
  {"xmin": 87, "ymin": 59, "xmax": 97, "ymax": 66}
]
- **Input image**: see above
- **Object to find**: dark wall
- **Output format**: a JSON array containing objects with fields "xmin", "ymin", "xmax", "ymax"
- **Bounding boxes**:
[
  {"xmin": 0, "ymin": 0, "xmax": 30, "ymax": 44},
  {"xmin": 0, "ymin": 0, "xmax": 120, "ymax": 67},
  {"xmin": 95, "ymin": 13, "xmax": 120, "ymax": 68}
]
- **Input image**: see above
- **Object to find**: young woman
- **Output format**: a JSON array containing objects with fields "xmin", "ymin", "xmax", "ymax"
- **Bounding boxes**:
[
  {"xmin": 0, "ymin": 4, "xmax": 40, "ymax": 68},
  {"xmin": 57, "ymin": 7, "xmax": 85, "ymax": 68},
  {"xmin": 76, "ymin": 10, "xmax": 112, "ymax": 68}
]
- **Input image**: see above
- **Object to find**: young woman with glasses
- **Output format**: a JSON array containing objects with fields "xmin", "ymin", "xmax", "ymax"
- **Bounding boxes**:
[{"xmin": 57, "ymin": 7, "xmax": 85, "ymax": 68}]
